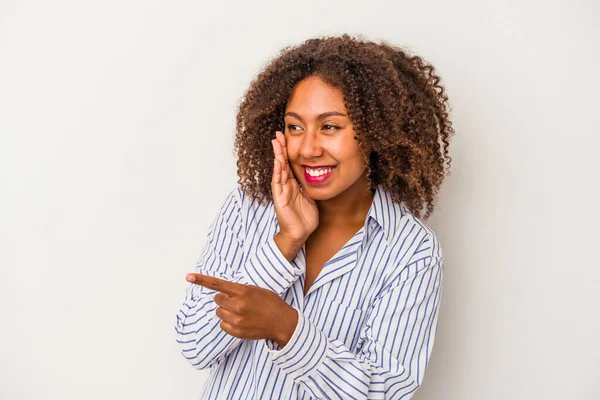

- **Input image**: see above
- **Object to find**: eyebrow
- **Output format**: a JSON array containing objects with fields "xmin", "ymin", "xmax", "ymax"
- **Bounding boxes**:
[{"xmin": 284, "ymin": 111, "xmax": 347, "ymax": 121}]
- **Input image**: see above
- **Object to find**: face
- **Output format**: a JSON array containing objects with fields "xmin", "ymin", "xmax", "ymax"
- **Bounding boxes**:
[{"xmin": 284, "ymin": 75, "xmax": 368, "ymax": 201}]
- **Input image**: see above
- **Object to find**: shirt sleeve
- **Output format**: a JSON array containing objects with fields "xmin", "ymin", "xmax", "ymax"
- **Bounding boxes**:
[
  {"xmin": 174, "ymin": 188, "xmax": 305, "ymax": 370},
  {"xmin": 264, "ymin": 237, "xmax": 444, "ymax": 399}
]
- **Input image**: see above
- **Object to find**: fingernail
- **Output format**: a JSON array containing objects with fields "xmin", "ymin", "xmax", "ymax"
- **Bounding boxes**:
[{"xmin": 186, "ymin": 274, "xmax": 195, "ymax": 283}]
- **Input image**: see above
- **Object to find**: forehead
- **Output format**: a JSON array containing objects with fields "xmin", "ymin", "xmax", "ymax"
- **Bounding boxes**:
[{"xmin": 285, "ymin": 76, "xmax": 347, "ymax": 116}]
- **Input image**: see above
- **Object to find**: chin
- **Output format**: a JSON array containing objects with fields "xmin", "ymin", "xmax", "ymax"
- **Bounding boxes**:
[{"xmin": 300, "ymin": 183, "xmax": 344, "ymax": 201}]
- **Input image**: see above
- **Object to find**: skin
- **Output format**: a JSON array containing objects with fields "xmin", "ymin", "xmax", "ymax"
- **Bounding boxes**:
[
  {"xmin": 282, "ymin": 76, "xmax": 374, "ymax": 295},
  {"xmin": 187, "ymin": 76, "xmax": 374, "ymax": 348},
  {"xmin": 235, "ymin": 36, "xmax": 453, "ymax": 222}
]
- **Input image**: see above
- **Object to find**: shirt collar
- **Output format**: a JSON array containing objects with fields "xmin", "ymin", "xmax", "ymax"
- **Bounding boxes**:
[{"xmin": 365, "ymin": 185, "xmax": 407, "ymax": 244}]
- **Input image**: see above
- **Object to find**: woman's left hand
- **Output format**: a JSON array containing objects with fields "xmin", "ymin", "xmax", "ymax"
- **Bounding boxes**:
[{"xmin": 186, "ymin": 273, "xmax": 298, "ymax": 348}]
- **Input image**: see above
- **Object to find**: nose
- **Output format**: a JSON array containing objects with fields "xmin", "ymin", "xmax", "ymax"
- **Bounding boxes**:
[{"xmin": 298, "ymin": 129, "xmax": 323, "ymax": 160}]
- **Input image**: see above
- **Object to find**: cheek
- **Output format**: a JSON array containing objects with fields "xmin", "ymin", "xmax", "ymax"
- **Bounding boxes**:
[
  {"xmin": 285, "ymin": 139, "xmax": 301, "ymax": 163},
  {"xmin": 341, "ymin": 149, "xmax": 367, "ymax": 179},
  {"xmin": 330, "ymin": 140, "xmax": 364, "ymax": 169},
  {"xmin": 349, "ymin": 153, "xmax": 367, "ymax": 175}
]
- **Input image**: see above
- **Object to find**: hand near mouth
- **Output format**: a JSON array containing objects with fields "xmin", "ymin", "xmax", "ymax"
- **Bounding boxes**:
[{"xmin": 271, "ymin": 131, "xmax": 318, "ymax": 249}]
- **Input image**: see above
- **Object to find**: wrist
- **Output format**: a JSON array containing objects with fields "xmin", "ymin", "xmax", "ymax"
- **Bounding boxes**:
[
  {"xmin": 274, "ymin": 305, "xmax": 298, "ymax": 348},
  {"xmin": 274, "ymin": 232, "xmax": 306, "ymax": 262}
]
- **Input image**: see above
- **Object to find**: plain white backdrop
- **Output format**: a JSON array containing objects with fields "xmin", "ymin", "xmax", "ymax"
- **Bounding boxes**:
[{"xmin": 1, "ymin": 0, "xmax": 599, "ymax": 399}]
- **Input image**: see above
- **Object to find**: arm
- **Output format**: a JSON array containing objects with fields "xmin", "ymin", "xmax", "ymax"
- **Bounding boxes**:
[
  {"xmin": 174, "ymin": 188, "xmax": 304, "ymax": 370},
  {"xmin": 176, "ymin": 128, "xmax": 319, "ymax": 371},
  {"xmin": 264, "ymin": 239, "xmax": 444, "ymax": 399}
]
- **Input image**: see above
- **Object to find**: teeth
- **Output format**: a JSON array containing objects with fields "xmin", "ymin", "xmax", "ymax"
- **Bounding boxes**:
[{"xmin": 306, "ymin": 167, "xmax": 332, "ymax": 177}]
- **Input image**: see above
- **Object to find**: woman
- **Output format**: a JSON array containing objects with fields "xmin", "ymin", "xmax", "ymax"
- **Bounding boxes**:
[{"xmin": 175, "ymin": 34, "xmax": 453, "ymax": 399}]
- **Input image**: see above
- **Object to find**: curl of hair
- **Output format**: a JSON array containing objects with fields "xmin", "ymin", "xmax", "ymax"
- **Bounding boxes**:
[{"xmin": 234, "ymin": 34, "xmax": 454, "ymax": 220}]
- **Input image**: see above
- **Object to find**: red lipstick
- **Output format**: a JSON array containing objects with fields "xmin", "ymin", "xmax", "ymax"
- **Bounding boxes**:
[{"xmin": 303, "ymin": 166, "xmax": 335, "ymax": 185}]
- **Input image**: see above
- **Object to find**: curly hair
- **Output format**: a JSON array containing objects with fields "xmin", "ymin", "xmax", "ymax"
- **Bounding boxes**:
[{"xmin": 234, "ymin": 34, "xmax": 454, "ymax": 220}]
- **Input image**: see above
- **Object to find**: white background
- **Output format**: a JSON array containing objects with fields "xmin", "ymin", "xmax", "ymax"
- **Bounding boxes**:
[{"xmin": 1, "ymin": 0, "xmax": 599, "ymax": 399}]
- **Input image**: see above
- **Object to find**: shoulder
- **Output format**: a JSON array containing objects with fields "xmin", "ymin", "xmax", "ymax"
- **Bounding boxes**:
[
  {"xmin": 374, "ymin": 206, "xmax": 443, "ymax": 296},
  {"xmin": 406, "ymin": 214, "xmax": 442, "ymax": 262},
  {"xmin": 222, "ymin": 186, "xmax": 275, "ymax": 222},
  {"xmin": 385, "ymin": 200, "xmax": 443, "ymax": 269}
]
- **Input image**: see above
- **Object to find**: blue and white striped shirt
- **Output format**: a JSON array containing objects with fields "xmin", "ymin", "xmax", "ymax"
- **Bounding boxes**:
[{"xmin": 175, "ymin": 185, "xmax": 444, "ymax": 399}]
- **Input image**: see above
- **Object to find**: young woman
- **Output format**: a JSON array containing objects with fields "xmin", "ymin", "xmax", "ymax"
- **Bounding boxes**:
[{"xmin": 175, "ymin": 34, "xmax": 454, "ymax": 399}]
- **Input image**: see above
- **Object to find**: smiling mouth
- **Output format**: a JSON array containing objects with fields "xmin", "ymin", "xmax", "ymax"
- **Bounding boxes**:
[{"xmin": 302, "ymin": 166, "xmax": 335, "ymax": 184}]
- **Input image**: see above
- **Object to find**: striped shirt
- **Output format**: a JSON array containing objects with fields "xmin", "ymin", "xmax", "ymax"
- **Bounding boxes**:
[{"xmin": 175, "ymin": 185, "xmax": 444, "ymax": 399}]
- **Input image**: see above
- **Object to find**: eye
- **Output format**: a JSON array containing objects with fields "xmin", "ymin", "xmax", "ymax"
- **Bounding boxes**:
[
  {"xmin": 322, "ymin": 124, "xmax": 339, "ymax": 131},
  {"xmin": 286, "ymin": 124, "xmax": 302, "ymax": 132}
]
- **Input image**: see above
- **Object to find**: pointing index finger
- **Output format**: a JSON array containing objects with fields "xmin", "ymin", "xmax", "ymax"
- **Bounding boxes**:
[{"xmin": 186, "ymin": 273, "xmax": 246, "ymax": 297}]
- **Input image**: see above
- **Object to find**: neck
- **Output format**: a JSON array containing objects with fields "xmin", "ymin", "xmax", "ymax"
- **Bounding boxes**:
[{"xmin": 315, "ymin": 174, "xmax": 374, "ymax": 228}]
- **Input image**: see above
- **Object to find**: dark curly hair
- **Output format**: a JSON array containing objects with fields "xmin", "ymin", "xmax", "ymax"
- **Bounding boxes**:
[{"xmin": 234, "ymin": 34, "xmax": 454, "ymax": 220}]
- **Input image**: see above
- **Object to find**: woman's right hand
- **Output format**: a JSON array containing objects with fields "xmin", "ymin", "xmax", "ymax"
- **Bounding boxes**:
[{"xmin": 271, "ymin": 131, "xmax": 319, "ymax": 247}]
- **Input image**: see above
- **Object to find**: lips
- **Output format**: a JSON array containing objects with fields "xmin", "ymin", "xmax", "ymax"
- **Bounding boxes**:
[{"xmin": 302, "ymin": 165, "xmax": 335, "ymax": 185}]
